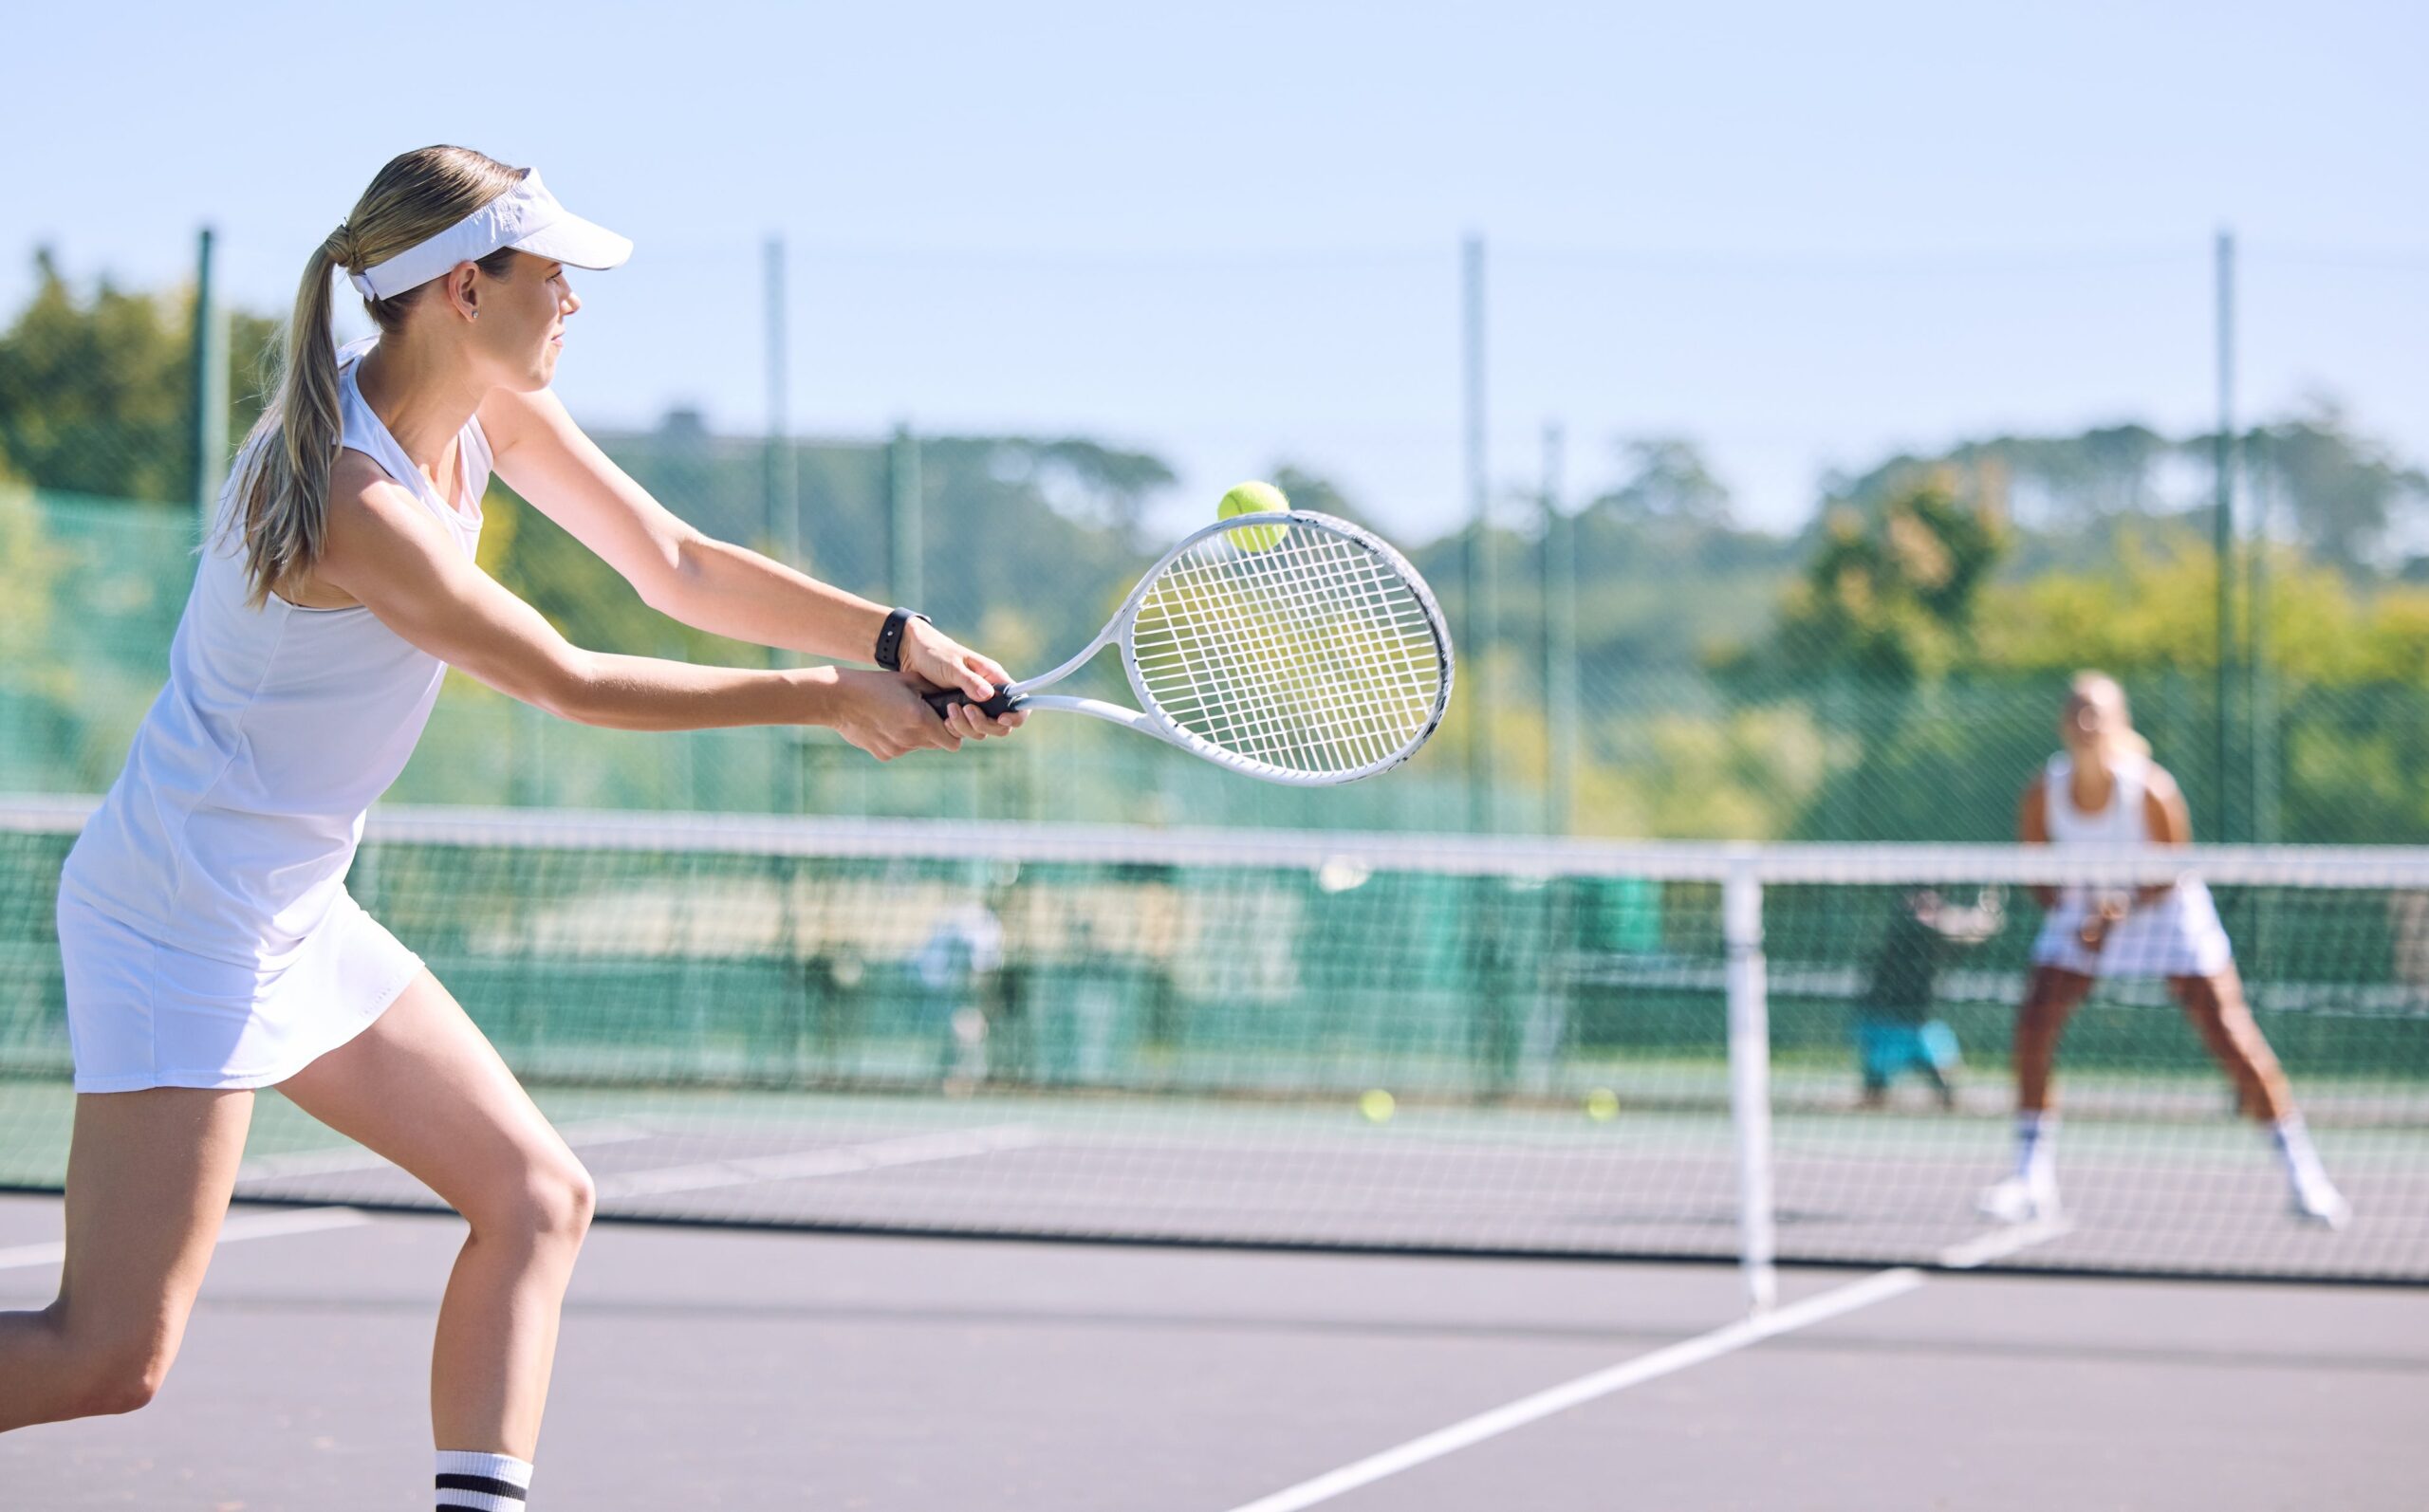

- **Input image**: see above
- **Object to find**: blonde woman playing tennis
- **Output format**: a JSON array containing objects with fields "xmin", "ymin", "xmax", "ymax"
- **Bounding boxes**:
[
  {"xmin": 0, "ymin": 146, "xmax": 1022, "ymax": 1506},
  {"xmin": 1979, "ymin": 672, "xmax": 2348, "ymax": 1230}
]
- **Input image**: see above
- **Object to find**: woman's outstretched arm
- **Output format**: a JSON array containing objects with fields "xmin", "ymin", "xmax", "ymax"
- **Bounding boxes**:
[
  {"xmin": 476, "ymin": 384, "xmax": 1020, "ymax": 726},
  {"xmin": 481, "ymin": 389, "xmax": 914, "ymax": 650},
  {"xmin": 317, "ymin": 456, "xmax": 960, "ymax": 760}
]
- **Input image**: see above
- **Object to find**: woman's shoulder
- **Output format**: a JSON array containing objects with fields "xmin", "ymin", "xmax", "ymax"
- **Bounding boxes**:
[
  {"xmin": 329, "ymin": 445, "xmax": 389, "ymax": 489},
  {"xmin": 2135, "ymin": 757, "xmax": 2182, "ymax": 800}
]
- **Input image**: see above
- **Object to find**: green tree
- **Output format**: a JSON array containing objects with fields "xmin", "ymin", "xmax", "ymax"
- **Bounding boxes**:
[
  {"xmin": 2240, "ymin": 403, "xmax": 2429, "ymax": 578},
  {"xmin": 1760, "ymin": 469, "xmax": 2010, "ymax": 683},
  {"xmin": 1976, "ymin": 526, "xmax": 2429, "ymax": 684},
  {"xmin": 1595, "ymin": 437, "xmax": 1734, "ymax": 526},
  {"xmin": 473, "ymin": 483, "xmax": 756, "ymax": 665},
  {"xmin": 0, "ymin": 471, "xmax": 61, "ymax": 688},
  {"xmin": 0, "ymin": 249, "xmax": 277, "ymax": 505},
  {"xmin": 1718, "ymin": 469, "xmax": 2013, "ymax": 840},
  {"xmin": 1569, "ymin": 440, "xmax": 1795, "ymax": 671}
]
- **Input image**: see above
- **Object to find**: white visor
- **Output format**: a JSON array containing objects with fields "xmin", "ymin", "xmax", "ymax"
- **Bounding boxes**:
[{"xmin": 347, "ymin": 168, "xmax": 631, "ymax": 302}]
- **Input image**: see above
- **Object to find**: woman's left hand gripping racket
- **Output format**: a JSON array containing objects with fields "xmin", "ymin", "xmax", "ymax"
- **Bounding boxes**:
[{"xmin": 927, "ymin": 510, "xmax": 1454, "ymax": 784}]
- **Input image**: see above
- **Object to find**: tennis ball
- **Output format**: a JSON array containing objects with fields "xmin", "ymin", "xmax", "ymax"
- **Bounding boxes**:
[
  {"xmin": 1218, "ymin": 481, "xmax": 1290, "ymax": 552},
  {"xmin": 1359, "ymin": 1088, "xmax": 1396, "ymax": 1123},
  {"xmin": 1585, "ymin": 1088, "xmax": 1620, "ymax": 1121}
]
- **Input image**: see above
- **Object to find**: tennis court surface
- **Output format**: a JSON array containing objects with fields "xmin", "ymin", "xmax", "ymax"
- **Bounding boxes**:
[{"xmin": 3, "ymin": 1190, "xmax": 2422, "ymax": 1510}]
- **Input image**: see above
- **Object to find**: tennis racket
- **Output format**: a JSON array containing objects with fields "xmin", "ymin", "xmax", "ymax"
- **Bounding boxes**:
[{"xmin": 927, "ymin": 510, "xmax": 1453, "ymax": 785}]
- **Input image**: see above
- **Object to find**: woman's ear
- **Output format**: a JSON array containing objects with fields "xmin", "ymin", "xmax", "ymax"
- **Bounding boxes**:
[{"xmin": 445, "ymin": 263, "xmax": 481, "ymax": 323}]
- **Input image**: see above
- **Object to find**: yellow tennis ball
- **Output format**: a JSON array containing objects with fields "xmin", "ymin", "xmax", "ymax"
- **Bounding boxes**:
[
  {"xmin": 1359, "ymin": 1088, "xmax": 1396, "ymax": 1123},
  {"xmin": 1585, "ymin": 1088, "xmax": 1620, "ymax": 1121},
  {"xmin": 1218, "ymin": 481, "xmax": 1290, "ymax": 552}
]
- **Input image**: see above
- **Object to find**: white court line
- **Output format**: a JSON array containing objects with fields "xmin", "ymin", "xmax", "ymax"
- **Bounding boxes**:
[
  {"xmin": 0, "ymin": 1207, "xmax": 370, "ymax": 1272},
  {"xmin": 234, "ymin": 1119, "xmax": 653, "ymax": 1183},
  {"xmin": 1220, "ymin": 1267, "xmax": 1927, "ymax": 1512},
  {"xmin": 595, "ymin": 1125, "xmax": 1042, "ymax": 1200},
  {"xmin": 1938, "ymin": 1217, "xmax": 2077, "ymax": 1270}
]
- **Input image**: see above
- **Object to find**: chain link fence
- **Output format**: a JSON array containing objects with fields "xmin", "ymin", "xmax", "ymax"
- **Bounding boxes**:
[{"xmin": 10, "ymin": 482, "xmax": 2429, "ymax": 841}]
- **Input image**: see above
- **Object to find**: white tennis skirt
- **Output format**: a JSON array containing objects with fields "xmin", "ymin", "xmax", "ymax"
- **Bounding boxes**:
[
  {"xmin": 2029, "ymin": 880, "xmax": 2234, "ymax": 979},
  {"xmin": 58, "ymin": 890, "xmax": 425, "ymax": 1094}
]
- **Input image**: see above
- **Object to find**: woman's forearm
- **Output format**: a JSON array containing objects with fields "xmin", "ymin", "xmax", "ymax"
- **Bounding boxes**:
[
  {"xmin": 650, "ymin": 533, "xmax": 891, "ymax": 662},
  {"xmin": 547, "ymin": 653, "xmax": 837, "ymax": 732}
]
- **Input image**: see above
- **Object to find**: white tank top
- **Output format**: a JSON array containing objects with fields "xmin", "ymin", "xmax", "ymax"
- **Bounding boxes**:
[
  {"xmin": 2043, "ymin": 750, "xmax": 2149, "ymax": 846},
  {"xmin": 61, "ymin": 336, "xmax": 490, "ymax": 966}
]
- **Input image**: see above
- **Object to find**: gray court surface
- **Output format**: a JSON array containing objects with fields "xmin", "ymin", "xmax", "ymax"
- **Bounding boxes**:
[
  {"xmin": 9, "ymin": 1079, "xmax": 2421, "ymax": 1283},
  {"xmin": 3, "ymin": 1193, "xmax": 2423, "ymax": 1510}
]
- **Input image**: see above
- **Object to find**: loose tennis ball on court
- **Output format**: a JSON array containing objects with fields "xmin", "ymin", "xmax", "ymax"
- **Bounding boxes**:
[
  {"xmin": 1218, "ymin": 481, "xmax": 1290, "ymax": 551},
  {"xmin": 1585, "ymin": 1087, "xmax": 1620, "ymax": 1122},
  {"xmin": 1359, "ymin": 1088, "xmax": 1396, "ymax": 1123}
]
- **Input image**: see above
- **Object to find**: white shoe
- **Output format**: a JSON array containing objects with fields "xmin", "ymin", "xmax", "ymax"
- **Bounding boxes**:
[
  {"xmin": 2290, "ymin": 1173, "xmax": 2351, "ymax": 1230},
  {"xmin": 1976, "ymin": 1171, "xmax": 2060, "ymax": 1225}
]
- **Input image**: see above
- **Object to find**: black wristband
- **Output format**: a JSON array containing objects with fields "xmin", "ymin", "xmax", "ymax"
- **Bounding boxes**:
[{"xmin": 874, "ymin": 607, "xmax": 928, "ymax": 671}]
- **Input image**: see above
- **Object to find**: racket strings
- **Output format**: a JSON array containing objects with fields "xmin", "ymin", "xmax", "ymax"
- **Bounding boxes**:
[
  {"xmin": 1130, "ymin": 522, "xmax": 1444, "ymax": 776},
  {"xmin": 1141, "ymin": 539, "xmax": 1382, "ymax": 769},
  {"xmin": 1210, "ymin": 543, "xmax": 1432, "ymax": 771}
]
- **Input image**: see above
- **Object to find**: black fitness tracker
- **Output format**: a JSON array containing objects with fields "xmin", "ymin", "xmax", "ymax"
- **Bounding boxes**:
[{"xmin": 874, "ymin": 607, "xmax": 929, "ymax": 672}]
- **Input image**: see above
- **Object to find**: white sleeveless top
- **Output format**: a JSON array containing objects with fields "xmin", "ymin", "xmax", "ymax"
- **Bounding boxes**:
[
  {"xmin": 2031, "ymin": 750, "xmax": 2232, "ymax": 976},
  {"xmin": 2043, "ymin": 751, "xmax": 2149, "ymax": 849},
  {"xmin": 61, "ymin": 336, "xmax": 490, "ymax": 967}
]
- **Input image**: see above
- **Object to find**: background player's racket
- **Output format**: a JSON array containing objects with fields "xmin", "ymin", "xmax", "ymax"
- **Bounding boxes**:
[{"xmin": 927, "ymin": 510, "xmax": 1453, "ymax": 785}]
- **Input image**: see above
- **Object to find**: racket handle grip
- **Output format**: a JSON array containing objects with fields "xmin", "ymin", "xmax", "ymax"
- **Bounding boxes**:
[{"xmin": 925, "ymin": 683, "xmax": 1022, "ymax": 720}]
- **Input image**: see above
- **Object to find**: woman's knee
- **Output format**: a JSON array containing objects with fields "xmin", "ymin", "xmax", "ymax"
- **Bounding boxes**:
[
  {"xmin": 2013, "ymin": 997, "xmax": 2073, "ymax": 1047},
  {"xmin": 2176, "ymin": 978, "xmax": 2245, "ymax": 1040},
  {"xmin": 2017, "ymin": 969, "xmax": 2086, "ymax": 1025},
  {"xmin": 555, "ymin": 1158, "xmax": 598, "ymax": 1239},
  {"xmin": 466, "ymin": 1153, "xmax": 595, "ymax": 1250},
  {"xmin": 59, "ymin": 1322, "xmax": 178, "ymax": 1419}
]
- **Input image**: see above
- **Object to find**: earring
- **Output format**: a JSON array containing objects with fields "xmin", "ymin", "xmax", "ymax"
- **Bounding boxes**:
[{"xmin": 470, "ymin": 310, "xmax": 480, "ymax": 323}]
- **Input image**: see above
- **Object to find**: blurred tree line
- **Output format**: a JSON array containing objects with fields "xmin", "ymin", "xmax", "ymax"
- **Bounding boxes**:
[
  {"xmin": 5, "ymin": 252, "xmax": 2427, "ymax": 841},
  {"xmin": 0, "ymin": 249, "xmax": 279, "ymax": 504}
]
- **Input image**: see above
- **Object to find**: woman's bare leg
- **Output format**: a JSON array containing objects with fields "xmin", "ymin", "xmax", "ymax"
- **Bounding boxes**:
[
  {"xmin": 2012, "ymin": 966, "xmax": 2097, "ymax": 1114},
  {"xmin": 2169, "ymin": 968, "xmax": 2293, "ymax": 1122},
  {"xmin": 276, "ymin": 970, "xmax": 592, "ymax": 1457},
  {"xmin": 1979, "ymin": 967, "xmax": 2097, "ymax": 1220},
  {"xmin": 2171, "ymin": 968, "xmax": 2346, "ymax": 1225},
  {"xmin": 0, "ymin": 1088, "xmax": 252, "ymax": 1431}
]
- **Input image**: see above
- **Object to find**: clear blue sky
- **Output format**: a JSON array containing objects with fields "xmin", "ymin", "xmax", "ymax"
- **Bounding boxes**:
[{"xmin": 6, "ymin": 0, "xmax": 2424, "ymax": 540}]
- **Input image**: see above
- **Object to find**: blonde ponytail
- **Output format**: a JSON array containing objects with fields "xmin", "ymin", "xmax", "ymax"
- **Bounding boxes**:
[{"xmin": 221, "ymin": 147, "xmax": 526, "ymax": 606}]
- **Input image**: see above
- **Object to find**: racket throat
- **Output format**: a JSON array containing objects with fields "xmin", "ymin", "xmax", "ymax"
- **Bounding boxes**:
[{"xmin": 1013, "ymin": 693, "xmax": 1159, "ymax": 732}]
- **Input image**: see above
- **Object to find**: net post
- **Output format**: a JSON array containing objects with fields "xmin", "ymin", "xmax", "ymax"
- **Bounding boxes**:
[{"xmin": 1724, "ymin": 852, "xmax": 1777, "ymax": 1315}]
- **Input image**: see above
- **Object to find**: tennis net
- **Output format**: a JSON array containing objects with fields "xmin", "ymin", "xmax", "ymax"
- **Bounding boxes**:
[{"xmin": 2, "ymin": 797, "xmax": 2423, "ymax": 1287}]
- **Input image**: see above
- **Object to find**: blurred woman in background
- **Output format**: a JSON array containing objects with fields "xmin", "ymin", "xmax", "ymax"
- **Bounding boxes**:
[{"xmin": 1980, "ymin": 672, "xmax": 2347, "ymax": 1229}]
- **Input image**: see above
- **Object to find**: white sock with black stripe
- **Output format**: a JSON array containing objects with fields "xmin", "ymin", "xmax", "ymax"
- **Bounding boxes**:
[{"xmin": 436, "ymin": 1449, "xmax": 532, "ymax": 1511}]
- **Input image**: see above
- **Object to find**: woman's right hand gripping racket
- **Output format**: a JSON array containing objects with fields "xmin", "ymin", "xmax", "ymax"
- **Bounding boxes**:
[{"xmin": 927, "ymin": 510, "xmax": 1454, "ymax": 785}]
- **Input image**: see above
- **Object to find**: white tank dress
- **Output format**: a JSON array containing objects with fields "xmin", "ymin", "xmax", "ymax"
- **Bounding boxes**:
[
  {"xmin": 55, "ymin": 336, "xmax": 490, "ymax": 1092},
  {"xmin": 2029, "ymin": 751, "xmax": 2234, "ymax": 979}
]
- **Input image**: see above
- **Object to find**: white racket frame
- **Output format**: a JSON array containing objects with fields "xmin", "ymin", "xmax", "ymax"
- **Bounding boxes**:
[{"xmin": 983, "ymin": 510, "xmax": 1455, "ymax": 785}]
